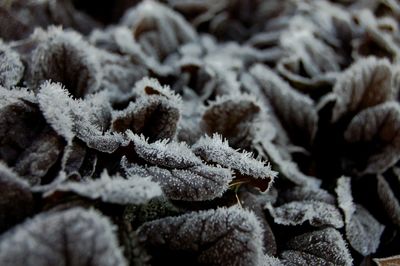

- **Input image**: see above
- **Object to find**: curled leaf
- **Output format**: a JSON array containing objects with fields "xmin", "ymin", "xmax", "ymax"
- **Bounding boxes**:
[
  {"xmin": 336, "ymin": 176, "xmax": 384, "ymax": 255},
  {"xmin": 28, "ymin": 27, "xmax": 101, "ymax": 98},
  {"xmin": 137, "ymin": 206, "xmax": 265, "ymax": 265},
  {"xmin": 201, "ymin": 93, "xmax": 263, "ymax": 149},
  {"xmin": 112, "ymin": 78, "xmax": 181, "ymax": 141},
  {"xmin": 343, "ymin": 102, "xmax": 400, "ymax": 175},
  {"xmin": 249, "ymin": 64, "xmax": 318, "ymax": 147},
  {"xmin": 38, "ymin": 81, "xmax": 126, "ymax": 153},
  {"xmin": 122, "ymin": 0, "xmax": 197, "ymax": 62},
  {"xmin": 331, "ymin": 57, "xmax": 393, "ymax": 122},
  {"xmin": 0, "ymin": 208, "xmax": 127, "ymax": 266}
]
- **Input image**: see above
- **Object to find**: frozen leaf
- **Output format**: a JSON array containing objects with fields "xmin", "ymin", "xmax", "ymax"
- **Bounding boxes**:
[
  {"xmin": 0, "ymin": 42, "xmax": 24, "ymax": 88},
  {"xmin": 28, "ymin": 27, "xmax": 101, "ymax": 98},
  {"xmin": 45, "ymin": 170, "xmax": 162, "ymax": 205},
  {"xmin": 377, "ymin": 174, "xmax": 400, "ymax": 227},
  {"xmin": 122, "ymin": 0, "xmax": 197, "ymax": 62},
  {"xmin": 123, "ymin": 132, "xmax": 234, "ymax": 201},
  {"xmin": 192, "ymin": 134, "xmax": 277, "ymax": 192},
  {"xmin": 0, "ymin": 162, "xmax": 33, "ymax": 233},
  {"xmin": 137, "ymin": 206, "xmax": 265, "ymax": 265},
  {"xmin": 128, "ymin": 133, "xmax": 201, "ymax": 168},
  {"xmin": 249, "ymin": 64, "xmax": 318, "ymax": 147},
  {"xmin": 112, "ymin": 78, "xmax": 181, "ymax": 141},
  {"xmin": 122, "ymin": 157, "xmax": 232, "ymax": 201},
  {"xmin": 343, "ymin": 102, "xmax": 400, "ymax": 175},
  {"xmin": 336, "ymin": 176, "xmax": 384, "ymax": 255},
  {"xmin": 331, "ymin": 57, "xmax": 393, "ymax": 122},
  {"xmin": 373, "ymin": 255, "xmax": 400, "ymax": 266},
  {"xmin": 37, "ymin": 82, "xmax": 75, "ymax": 142},
  {"xmin": 281, "ymin": 228, "xmax": 352, "ymax": 266},
  {"xmin": 38, "ymin": 82, "xmax": 126, "ymax": 153},
  {"xmin": 266, "ymin": 201, "xmax": 344, "ymax": 228},
  {"xmin": 0, "ymin": 208, "xmax": 127, "ymax": 266},
  {"xmin": 201, "ymin": 93, "xmax": 263, "ymax": 149}
]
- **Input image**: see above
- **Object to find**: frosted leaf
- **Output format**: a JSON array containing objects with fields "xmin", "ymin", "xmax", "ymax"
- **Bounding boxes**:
[
  {"xmin": 343, "ymin": 102, "xmax": 400, "ymax": 175},
  {"xmin": 28, "ymin": 27, "xmax": 101, "ymax": 98},
  {"xmin": 336, "ymin": 176, "xmax": 384, "ymax": 255},
  {"xmin": 0, "ymin": 162, "xmax": 33, "ymax": 233},
  {"xmin": 45, "ymin": 170, "xmax": 162, "ymax": 205},
  {"xmin": 0, "ymin": 42, "xmax": 24, "ymax": 88},
  {"xmin": 38, "ymin": 81, "xmax": 126, "ymax": 153},
  {"xmin": 137, "ymin": 206, "xmax": 265, "ymax": 265},
  {"xmin": 121, "ymin": 158, "xmax": 232, "ymax": 201},
  {"xmin": 112, "ymin": 78, "xmax": 181, "ymax": 141},
  {"xmin": 122, "ymin": 0, "xmax": 197, "ymax": 62},
  {"xmin": 281, "ymin": 186, "xmax": 336, "ymax": 205},
  {"xmin": 281, "ymin": 228, "xmax": 352, "ymax": 266},
  {"xmin": 192, "ymin": 134, "xmax": 277, "ymax": 192},
  {"xmin": 377, "ymin": 174, "xmax": 400, "ymax": 227},
  {"xmin": 373, "ymin": 255, "xmax": 400, "ymax": 266},
  {"xmin": 0, "ymin": 208, "xmax": 127, "ymax": 266},
  {"xmin": 13, "ymin": 129, "xmax": 64, "ymax": 184},
  {"xmin": 266, "ymin": 201, "xmax": 344, "ymax": 228},
  {"xmin": 37, "ymin": 82, "xmax": 75, "ymax": 142},
  {"xmin": 249, "ymin": 64, "xmax": 318, "ymax": 147},
  {"xmin": 128, "ymin": 133, "xmax": 201, "ymax": 168},
  {"xmin": 201, "ymin": 93, "xmax": 263, "ymax": 149},
  {"xmin": 276, "ymin": 56, "xmax": 337, "ymax": 92},
  {"xmin": 262, "ymin": 255, "xmax": 284, "ymax": 266},
  {"xmin": 331, "ymin": 57, "xmax": 393, "ymax": 122}
]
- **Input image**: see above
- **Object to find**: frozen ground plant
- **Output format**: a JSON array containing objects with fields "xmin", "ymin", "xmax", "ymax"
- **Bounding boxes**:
[{"xmin": 1, "ymin": 0, "xmax": 400, "ymax": 265}]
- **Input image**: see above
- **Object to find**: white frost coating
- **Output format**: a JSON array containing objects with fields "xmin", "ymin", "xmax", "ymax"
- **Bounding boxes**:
[
  {"xmin": 45, "ymin": 170, "xmax": 162, "ymax": 205},
  {"xmin": 37, "ymin": 81, "xmax": 127, "ymax": 152},
  {"xmin": 37, "ymin": 81, "xmax": 75, "ymax": 142},
  {"xmin": 336, "ymin": 176, "xmax": 385, "ymax": 256},
  {"xmin": 127, "ymin": 132, "xmax": 202, "ymax": 168},
  {"xmin": 0, "ymin": 208, "xmax": 127, "ymax": 266},
  {"xmin": 0, "ymin": 42, "xmax": 24, "ymax": 89},
  {"xmin": 193, "ymin": 134, "xmax": 277, "ymax": 184},
  {"xmin": 335, "ymin": 176, "xmax": 355, "ymax": 221},
  {"xmin": 266, "ymin": 201, "xmax": 344, "ymax": 228},
  {"xmin": 133, "ymin": 77, "xmax": 182, "ymax": 108},
  {"xmin": 138, "ymin": 206, "xmax": 265, "ymax": 266},
  {"xmin": 121, "ymin": 157, "xmax": 233, "ymax": 201}
]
